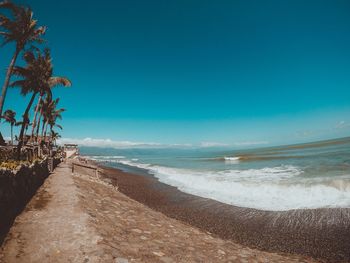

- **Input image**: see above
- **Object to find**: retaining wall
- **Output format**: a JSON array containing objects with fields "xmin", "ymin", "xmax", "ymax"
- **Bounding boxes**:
[{"xmin": 0, "ymin": 158, "xmax": 60, "ymax": 244}]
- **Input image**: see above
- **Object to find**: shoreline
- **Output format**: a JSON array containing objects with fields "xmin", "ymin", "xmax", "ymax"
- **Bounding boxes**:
[
  {"xmin": 1, "ymin": 161, "xmax": 315, "ymax": 262},
  {"xmin": 99, "ymin": 164, "xmax": 350, "ymax": 262}
]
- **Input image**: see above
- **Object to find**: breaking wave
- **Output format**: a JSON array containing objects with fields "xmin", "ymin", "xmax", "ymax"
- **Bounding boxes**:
[{"xmin": 98, "ymin": 158, "xmax": 350, "ymax": 211}]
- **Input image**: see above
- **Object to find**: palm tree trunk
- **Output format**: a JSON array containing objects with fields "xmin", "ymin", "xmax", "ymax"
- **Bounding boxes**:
[
  {"xmin": 35, "ymin": 109, "xmax": 43, "ymax": 157},
  {"xmin": 0, "ymin": 47, "xmax": 20, "ymax": 117},
  {"xmin": 16, "ymin": 92, "xmax": 37, "ymax": 160},
  {"xmin": 11, "ymin": 124, "xmax": 13, "ymax": 145},
  {"xmin": 30, "ymin": 94, "xmax": 42, "ymax": 141},
  {"xmin": 41, "ymin": 120, "xmax": 46, "ymax": 137},
  {"xmin": 36, "ymin": 112, "xmax": 42, "ymax": 138},
  {"xmin": 43, "ymin": 121, "xmax": 48, "ymax": 139},
  {"xmin": 42, "ymin": 121, "xmax": 49, "ymax": 152}
]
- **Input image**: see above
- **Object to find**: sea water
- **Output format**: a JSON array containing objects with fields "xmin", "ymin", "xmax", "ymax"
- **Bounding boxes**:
[{"xmin": 81, "ymin": 137, "xmax": 350, "ymax": 211}]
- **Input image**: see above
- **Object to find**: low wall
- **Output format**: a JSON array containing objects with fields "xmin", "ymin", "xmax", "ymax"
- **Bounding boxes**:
[
  {"xmin": 0, "ymin": 158, "xmax": 60, "ymax": 244},
  {"xmin": 72, "ymin": 162, "xmax": 98, "ymax": 178}
]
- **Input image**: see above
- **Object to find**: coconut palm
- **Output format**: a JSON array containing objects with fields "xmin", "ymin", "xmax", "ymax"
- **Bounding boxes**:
[
  {"xmin": 40, "ymin": 97, "xmax": 50, "ymax": 138},
  {"xmin": 10, "ymin": 49, "xmax": 47, "ymax": 158},
  {"xmin": 29, "ymin": 48, "xmax": 71, "ymax": 141},
  {"xmin": 0, "ymin": 1, "xmax": 46, "ymax": 116},
  {"xmin": 34, "ymin": 97, "xmax": 45, "ymax": 139},
  {"xmin": 50, "ymin": 130, "xmax": 61, "ymax": 146},
  {"xmin": 15, "ymin": 119, "xmax": 31, "ymax": 140},
  {"xmin": 41, "ymin": 98, "xmax": 65, "ymax": 140},
  {"xmin": 34, "ymin": 95, "xmax": 47, "ymax": 140},
  {"xmin": 1, "ymin": 109, "xmax": 15, "ymax": 144}
]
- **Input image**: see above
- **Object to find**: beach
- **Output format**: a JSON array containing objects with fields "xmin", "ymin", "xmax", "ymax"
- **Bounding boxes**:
[
  {"xmin": 99, "ymin": 165, "xmax": 350, "ymax": 262},
  {"xmin": 0, "ymin": 162, "xmax": 315, "ymax": 262},
  {"xmin": 0, "ymin": 0, "xmax": 349, "ymax": 262}
]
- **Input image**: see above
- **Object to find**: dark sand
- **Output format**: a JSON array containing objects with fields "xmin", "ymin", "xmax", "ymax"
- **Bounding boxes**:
[{"xmin": 99, "ymin": 165, "xmax": 350, "ymax": 263}]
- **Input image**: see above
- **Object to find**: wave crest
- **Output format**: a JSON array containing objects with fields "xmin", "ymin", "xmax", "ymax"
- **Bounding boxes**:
[{"xmin": 88, "ymin": 156, "xmax": 350, "ymax": 211}]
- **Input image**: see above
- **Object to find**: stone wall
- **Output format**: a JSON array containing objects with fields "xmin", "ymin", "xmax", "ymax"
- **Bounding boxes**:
[
  {"xmin": 0, "ymin": 158, "xmax": 60, "ymax": 244},
  {"xmin": 72, "ymin": 162, "xmax": 99, "ymax": 178}
]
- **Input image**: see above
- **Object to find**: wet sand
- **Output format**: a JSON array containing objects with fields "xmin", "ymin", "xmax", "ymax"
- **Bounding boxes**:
[{"xmin": 99, "ymin": 165, "xmax": 350, "ymax": 263}]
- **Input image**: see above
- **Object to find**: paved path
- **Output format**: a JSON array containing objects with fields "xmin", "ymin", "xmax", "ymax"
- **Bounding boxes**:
[{"xmin": 0, "ymin": 163, "xmax": 317, "ymax": 262}]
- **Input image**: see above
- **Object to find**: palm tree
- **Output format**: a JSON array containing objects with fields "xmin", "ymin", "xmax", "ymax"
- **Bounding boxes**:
[
  {"xmin": 41, "ymin": 98, "xmax": 65, "ymax": 141},
  {"xmin": 1, "ymin": 109, "xmax": 15, "ymax": 144},
  {"xmin": 0, "ymin": 1, "xmax": 46, "ymax": 116},
  {"xmin": 34, "ymin": 96, "xmax": 45, "ymax": 139},
  {"xmin": 34, "ymin": 95, "xmax": 48, "ymax": 140},
  {"xmin": 15, "ymin": 119, "xmax": 31, "ymax": 140},
  {"xmin": 50, "ymin": 130, "xmax": 61, "ymax": 147},
  {"xmin": 10, "ymin": 49, "xmax": 46, "ymax": 158},
  {"xmin": 29, "ymin": 48, "xmax": 71, "ymax": 141}
]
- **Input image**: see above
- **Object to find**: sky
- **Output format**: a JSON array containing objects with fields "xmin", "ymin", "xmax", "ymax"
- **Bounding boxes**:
[{"xmin": 1, "ymin": 0, "xmax": 350, "ymax": 148}]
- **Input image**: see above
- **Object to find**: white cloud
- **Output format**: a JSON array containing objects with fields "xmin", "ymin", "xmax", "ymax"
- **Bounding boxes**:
[
  {"xmin": 233, "ymin": 141, "xmax": 269, "ymax": 146},
  {"xmin": 200, "ymin": 142, "xmax": 230, "ymax": 147},
  {"xmin": 200, "ymin": 141, "xmax": 269, "ymax": 147},
  {"xmin": 335, "ymin": 120, "xmax": 350, "ymax": 129},
  {"xmin": 57, "ymin": 137, "xmax": 192, "ymax": 149},
  {"xmin": 57, "ymin": 137, "xmax": 269, "ymax": 149},
  {"xmin": 170, "ymin": 143, "xmax": 193, "ymax": 147},
  {"xmin": 295, "ymin": 130, "xmax": 315, "ymax": 138}
]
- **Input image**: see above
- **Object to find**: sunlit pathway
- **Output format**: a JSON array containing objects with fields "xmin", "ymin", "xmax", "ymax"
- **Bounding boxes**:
[{"xmin": 0, "ymin": 162, "xmax": 103, "ymax": 262}]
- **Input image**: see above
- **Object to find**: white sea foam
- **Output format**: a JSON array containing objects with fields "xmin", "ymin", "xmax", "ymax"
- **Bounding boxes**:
[
  {"xmin": 224, "ymin": 156, "xmax": 240, "ymax": 164},
  {"xmin": 87, "ymin": 155, "xmax": 125, "ymax": 161},
  {"xmin": 224, "ymin": 156, "xmax": 240, "ymax": 161},
  {"xmin": 115, "ymin": 158, "xmax": 350, "ymax": 211}
]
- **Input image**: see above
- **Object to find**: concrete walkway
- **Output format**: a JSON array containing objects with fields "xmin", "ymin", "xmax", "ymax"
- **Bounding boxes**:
[{"xmin": 0, "ymin": 163, "xmax": 316, "ymax": 263}]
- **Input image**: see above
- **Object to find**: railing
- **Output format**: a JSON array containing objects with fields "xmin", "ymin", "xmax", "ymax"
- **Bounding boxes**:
[{"xmin": 72, "ymin": 161, "xmax": 99, "ymax": 178}]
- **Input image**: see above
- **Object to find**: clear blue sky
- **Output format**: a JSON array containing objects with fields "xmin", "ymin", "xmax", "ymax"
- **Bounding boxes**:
[{"xmin": 2, "ymin": 0, "xmax": 350, "ymax": 147}]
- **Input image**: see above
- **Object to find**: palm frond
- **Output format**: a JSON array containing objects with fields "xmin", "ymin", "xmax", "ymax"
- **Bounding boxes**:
[
  {"xmin": 0, "ymin": 2, "xmax": 45, "ymax": 49},
  {"xmin": 0, "ymin": 1, "xmax": 21, "ymax": 14},
  {"xmin": 9, "ymin": 79, "xmax": 26, "ymax": 87},
  {"xmin": 11, "ymin": 65, "xmax": 28, "ymax": 76},
  {"xmin": 49, "ymin": 77, "xmax": 72, "ymax": 87},
  {"xmin": 1, "ymin": 109, "xmax": 16, "ymax": 124},
  {"xmin": 23, "ymin": 50, "xmax": 35, "ymax": 63}
]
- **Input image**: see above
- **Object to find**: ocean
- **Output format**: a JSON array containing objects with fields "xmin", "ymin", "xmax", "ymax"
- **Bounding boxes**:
[{"xmin": 81, "ymin": 137, "xmax": 350, "ymax": 211}]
